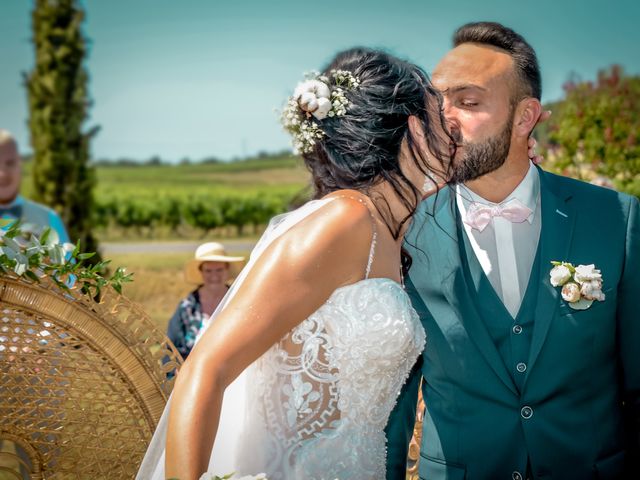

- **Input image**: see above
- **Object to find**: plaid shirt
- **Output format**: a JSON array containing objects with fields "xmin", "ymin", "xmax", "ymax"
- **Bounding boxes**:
[{"xmin": 166, "ymin": 289, "xmax": 206, "ymax": 359}]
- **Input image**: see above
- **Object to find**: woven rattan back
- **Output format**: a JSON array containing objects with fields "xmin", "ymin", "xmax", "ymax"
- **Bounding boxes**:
[{"xmin": 0, "ymin": 276, "xmax": 182, "ymax": 479}]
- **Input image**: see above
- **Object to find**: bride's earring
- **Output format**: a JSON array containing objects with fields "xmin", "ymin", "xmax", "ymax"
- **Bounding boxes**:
[{"xmin": 423, "ymin": 173, "xmax": 436, "ymax": 193}]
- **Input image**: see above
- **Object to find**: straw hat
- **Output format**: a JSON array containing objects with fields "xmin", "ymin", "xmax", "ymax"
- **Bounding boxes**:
[{"xmin": 184, "ymin": 242, "xmax": 244, "ymax": 284}]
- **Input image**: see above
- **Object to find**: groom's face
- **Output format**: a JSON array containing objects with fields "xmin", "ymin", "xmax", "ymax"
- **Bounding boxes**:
[{"xmin": 432, "ymin": 43, "xmax": 518, "ymax": 182}]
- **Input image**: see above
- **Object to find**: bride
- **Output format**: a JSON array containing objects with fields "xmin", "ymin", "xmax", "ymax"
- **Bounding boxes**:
[{"xmin": 137, "ymin": 47, "xmax": 454, "ymax": 479}]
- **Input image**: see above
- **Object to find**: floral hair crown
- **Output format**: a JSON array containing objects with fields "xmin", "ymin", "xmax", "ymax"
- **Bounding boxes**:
[{"xmin": 281, "ymin": 70, "xmax": 360, "ymax": 154}]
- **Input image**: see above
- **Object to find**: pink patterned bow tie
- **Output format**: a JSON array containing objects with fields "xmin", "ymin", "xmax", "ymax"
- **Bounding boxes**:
[{"xmin": 464, "ymin": 198, "xmax": 533, "ymax": 232}]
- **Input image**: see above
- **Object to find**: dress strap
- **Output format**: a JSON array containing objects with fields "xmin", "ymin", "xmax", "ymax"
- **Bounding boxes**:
[
  {"xmin": 328, "ymin": 194, "xmax": 378, "ymax": 280},
  {"xmin": 365, "ymin": 225, "xmax": 378, "ymax": 280}
]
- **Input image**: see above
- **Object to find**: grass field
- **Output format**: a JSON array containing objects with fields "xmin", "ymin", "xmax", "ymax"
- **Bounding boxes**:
[{"xmin": 20, "ymin": 154, "xmax": 311, "ymax": 200}]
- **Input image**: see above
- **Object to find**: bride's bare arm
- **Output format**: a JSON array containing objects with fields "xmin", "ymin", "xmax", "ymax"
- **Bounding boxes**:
[{"xmin": 165, "ymin": 197, "xmax": 375, "ymax": 479}]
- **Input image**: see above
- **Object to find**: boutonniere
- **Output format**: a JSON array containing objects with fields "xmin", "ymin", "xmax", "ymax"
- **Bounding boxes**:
[{"xmin": 549, "ymin": 262, "xmax": 605, "ymax": 310}]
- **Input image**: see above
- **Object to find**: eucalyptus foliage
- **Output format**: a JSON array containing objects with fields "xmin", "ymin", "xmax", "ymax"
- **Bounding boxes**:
[{"xmin": 0, "ymin": 222, "xmax": 132, "ymax": 299}]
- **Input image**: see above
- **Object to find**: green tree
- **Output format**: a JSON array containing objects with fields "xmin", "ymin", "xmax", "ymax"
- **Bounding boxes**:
[
  {"xmin": 542, "ymin": 65, "xmax": 640, "ymax": 193},
  {"xmin": 25, "ymin": 0, "xmax": 100, "ymax": 260}
]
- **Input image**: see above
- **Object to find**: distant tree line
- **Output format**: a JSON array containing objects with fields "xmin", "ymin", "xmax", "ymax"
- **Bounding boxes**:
[{"xmin": 91, "ymin": 150, "xmax": 296, "ymax": 167}]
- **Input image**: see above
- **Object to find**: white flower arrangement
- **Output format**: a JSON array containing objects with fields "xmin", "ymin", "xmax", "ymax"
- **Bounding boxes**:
[
  {"xmin": 549, "ymin": 261, "xmax": 606, "ymax": 310},
  {"xmin": 281, "ymin": 69, "xmax": 360, "ymax": 154}
]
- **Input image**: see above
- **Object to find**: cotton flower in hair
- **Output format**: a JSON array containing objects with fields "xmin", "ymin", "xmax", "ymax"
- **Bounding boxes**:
[
  {"xmin": 281, "ymin": 70, "xmax": 360, "ymax": 153},
  {"xmin": 294, "ymin": 80, "xmax": 332, "ymax": 120}
]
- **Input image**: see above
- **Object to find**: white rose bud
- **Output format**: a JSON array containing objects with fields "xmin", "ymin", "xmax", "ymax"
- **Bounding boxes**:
[
  {"xmin": 574, "ymin": 264, "xmax": 602, "ymax": 284},
  {"xmin": 561, "ymin": 282, "xmax": 582, "ymax": 303},
  {"xmin": 298, "ymin": 92, "xmax": 319, "ymax": 113},
  {"xmin": 550, "ymin": 265, "xmax": 572, "ymax": 287},
  {"xmin": 312, "ymin": 97, "xmax": 332, "ymax": 120},
  {"xmin": 580, "ymin": 279, "xmax": 606, "ymax": 301}
]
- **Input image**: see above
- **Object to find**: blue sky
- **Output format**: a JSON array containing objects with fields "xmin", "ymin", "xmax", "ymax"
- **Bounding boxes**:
[{"xmin": 1, "ymin": 0, "xmax": 639, "ymax": 162}]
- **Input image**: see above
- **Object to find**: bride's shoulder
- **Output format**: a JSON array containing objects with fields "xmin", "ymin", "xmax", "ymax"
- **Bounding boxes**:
[
  {"xmin": 297, "ymin": 190, "xmax": 374, "ymax": 240},
  {"xmin": 270, "ymin": 191, "xmax": 376, "ymax": 277}
]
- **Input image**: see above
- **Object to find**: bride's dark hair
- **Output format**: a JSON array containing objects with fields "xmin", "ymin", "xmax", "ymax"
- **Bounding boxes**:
[{"xmin": 301, "ymin": 47, "xmax": 454, "ymax": 240}]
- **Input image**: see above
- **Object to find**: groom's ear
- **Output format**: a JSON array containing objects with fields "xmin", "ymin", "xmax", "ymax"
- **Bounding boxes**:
[{"xmin": 513, "ymin": 98, "xmax": 543, "ymax": 138}]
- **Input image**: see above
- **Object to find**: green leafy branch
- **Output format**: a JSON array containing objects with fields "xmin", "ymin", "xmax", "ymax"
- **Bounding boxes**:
[{"xmin": 0, "ymin": 222, "xmax": 132, "ymax": 299}]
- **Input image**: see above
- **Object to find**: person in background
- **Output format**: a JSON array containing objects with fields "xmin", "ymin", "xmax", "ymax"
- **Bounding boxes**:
[
  {"xmin": 167, "ymin": 242, "xmax": 244, "ymax": 360},
  {"xmin": 0, "ymin": 129, "xmax": 70, "ymax": 243}
]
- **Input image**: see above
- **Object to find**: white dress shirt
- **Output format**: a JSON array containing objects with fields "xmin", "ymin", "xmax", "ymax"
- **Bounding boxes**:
[{"xmin": 456, "ymin": 162, "xmax": 541, "ymax": 318}]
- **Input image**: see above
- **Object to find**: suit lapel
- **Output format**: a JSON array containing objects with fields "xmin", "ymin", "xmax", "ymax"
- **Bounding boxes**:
[
  {"xmin": 407, "ymin": 187, "xmax": 459, "ymax": 291},
  {"xmin": 525, "ymin": 168, "xmax": 577, "ymax": 382}
]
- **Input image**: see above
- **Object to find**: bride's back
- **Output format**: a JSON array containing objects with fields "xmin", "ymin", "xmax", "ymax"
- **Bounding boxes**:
[{"xmin": 233, "ymin": 195, "xmax": 425, "ymax": 479}]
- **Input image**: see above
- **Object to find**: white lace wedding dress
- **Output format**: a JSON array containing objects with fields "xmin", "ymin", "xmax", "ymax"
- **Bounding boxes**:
[{"xmin": 137, "ymin": 198, "xmax": 425, "ymax": 480}]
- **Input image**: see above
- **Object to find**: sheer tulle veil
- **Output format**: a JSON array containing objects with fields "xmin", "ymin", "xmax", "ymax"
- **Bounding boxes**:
[{"xmin": 136, "ymin": 198, "xmax": 336, "ymax": 479}]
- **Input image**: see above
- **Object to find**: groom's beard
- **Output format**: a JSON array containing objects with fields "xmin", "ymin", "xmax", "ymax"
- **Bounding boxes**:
[{"xmin": 449, "ymin": 116, "xmax": 514, "ymax": 184}]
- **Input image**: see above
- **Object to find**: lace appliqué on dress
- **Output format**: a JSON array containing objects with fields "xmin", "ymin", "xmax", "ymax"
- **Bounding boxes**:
[{"xmin": 235, "ymin": 278, "xmax": 425, "ymax": 480}]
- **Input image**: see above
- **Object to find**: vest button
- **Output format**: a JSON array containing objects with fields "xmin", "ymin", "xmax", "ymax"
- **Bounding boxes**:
[
  {"xmin": 516, "ymin": 362, "xmax": 527, "ymax": 373},
  {"xmin": 521, "ymin": 406, "xmax": 533, "ymax": 419},
  {"xmin": 512, "ymin": 472, "xmax": 523, "ymax": 480},
  {"xmin": 512, "ymin": 324, "xmax": 523, "ymax": 334}
]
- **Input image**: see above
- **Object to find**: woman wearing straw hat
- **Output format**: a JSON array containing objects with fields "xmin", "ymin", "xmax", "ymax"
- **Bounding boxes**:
[{"xmin": 166, "ymin": 242, "xmax": 244, "ymax": 360}]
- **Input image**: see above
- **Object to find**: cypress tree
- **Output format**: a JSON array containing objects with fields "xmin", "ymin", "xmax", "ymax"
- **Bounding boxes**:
[{"xmin": 25, "ymin": 0, "xmax": 100, "ymax": 261}]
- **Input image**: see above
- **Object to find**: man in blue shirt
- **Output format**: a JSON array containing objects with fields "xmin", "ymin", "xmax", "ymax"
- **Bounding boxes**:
[{"xmin": 0, "ymin": 129, "xmax": 69, "ymax": 243}]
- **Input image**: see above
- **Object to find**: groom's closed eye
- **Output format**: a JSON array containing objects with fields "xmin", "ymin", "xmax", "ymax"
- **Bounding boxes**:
[
  {"xmin": 459, "ymin": 99, "xmax": 480, "ymax": 108},
  {"xmin": 441, "ymin": 85, "xmax": 486, "ymax": 110}
]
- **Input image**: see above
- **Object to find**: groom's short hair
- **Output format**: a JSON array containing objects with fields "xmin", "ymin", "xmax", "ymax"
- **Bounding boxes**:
[{"xmin": 453, "ymin": 22, "xmax": 541, "ymax": 101}]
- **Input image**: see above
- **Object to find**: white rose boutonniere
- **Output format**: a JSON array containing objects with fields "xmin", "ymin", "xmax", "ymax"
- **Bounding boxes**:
[
  {"xmin": 560, "ymin": 282, "xmax": 581, "ymax": 303},
  {"xmin": 550, "ymin": 264, "xmax": 572, "ymax": 287},
  {"xmin": 550, "ymin": 261, "xmax": 606, "ymax": 310}
]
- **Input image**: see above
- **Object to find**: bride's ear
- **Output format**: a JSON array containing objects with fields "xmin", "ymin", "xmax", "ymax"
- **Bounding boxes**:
[
  {"xmin": 408, "ymin": 115, "xmax": 429, "ymax": 152},
  {"xmin": 408, "ymin": 115, "xmax": 425, "ymax": 141}
]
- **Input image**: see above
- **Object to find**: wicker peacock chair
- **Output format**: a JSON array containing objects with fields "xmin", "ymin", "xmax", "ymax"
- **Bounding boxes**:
[{"xmin": 0, "ymin": 274, "xmax": 182, "ymax": 479}]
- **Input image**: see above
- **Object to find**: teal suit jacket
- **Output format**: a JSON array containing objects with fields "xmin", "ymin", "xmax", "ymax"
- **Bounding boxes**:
[{"xmin": 385, "ymin": 168, "xmax": 640, "ymax": 479}]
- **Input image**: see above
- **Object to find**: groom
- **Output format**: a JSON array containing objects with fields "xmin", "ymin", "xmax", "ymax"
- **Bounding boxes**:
[{"xmin": 386, "ymin": 22, "xmax": 640, "ymax": 479}]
